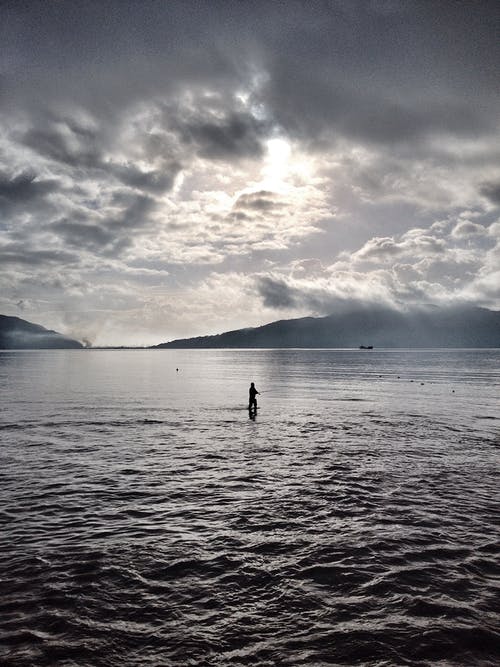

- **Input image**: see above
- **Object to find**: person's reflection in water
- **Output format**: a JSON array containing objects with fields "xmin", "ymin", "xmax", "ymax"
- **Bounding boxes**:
[{"xmin": 248, "ymin": 382, "xmax": 259, "ymax": 419}]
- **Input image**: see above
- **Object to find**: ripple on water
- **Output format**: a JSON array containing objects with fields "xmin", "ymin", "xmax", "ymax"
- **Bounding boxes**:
[{"xmin": 1, "ymin": 349, "xmax": 499, "ymax": 666}]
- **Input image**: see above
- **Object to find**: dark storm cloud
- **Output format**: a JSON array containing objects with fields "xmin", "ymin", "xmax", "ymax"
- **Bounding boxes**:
[
  {"xmin": 3, "ymin": 1, "xmax": 499, "ymax": 150},
  {"xmin": 257, "ymin": 275, "xmax": 379, "ymax": 314},
  {"xmin": 23, "ymin": 125, "xmax": 102, "ymax": 169},
  {"xmin": 0, "ymin": 171, "xmax": 59, "ymax": 212},
  {"xmin": 110, "ymin": 162, "xmax": 181, "ymax": 194},
  {"xmin": 51, "ymin": 194, "xmax": 157, "ymax": 257},
  {"xmin": 50, "ymin": 219, "xmax": 117, "ymax": 252},
  {"xmin": 0, "ymin": 1, "xmax": 247, "ymax": 120},
  {"xmin": 109, "ymin": 194, "xmax": 157, "ymax": 230},
  {"xmin": 1, "ymin": 0, "xmax": 500, "ymax": 339},
  {"xmin": 175, "ymin": 112, "xmax": 266, "ymax": 161},
  {"xmin": 261, "ymin": 71, "xmax": 491, "ymax": 148},
  {"xmin": 256, "ymin": 1, "xmax": 500, "ymax": 147},
  {"xmin": 234, "ymin": 191, "xmax": 281, "ymax": 212},
  {"xmin": 257, "ymin": 277, "xmax": 298, "ymax": 308},
  {"xmin": 480, "ymin": 182, "xmax": 500, "ymax": 206},
  {"xmin": 22, "ymin": 119, "xmax": 179, "ymax": 194},
  {"xmin": 0, "ymin": 242, "xmax": 77, "ymax": 266}
]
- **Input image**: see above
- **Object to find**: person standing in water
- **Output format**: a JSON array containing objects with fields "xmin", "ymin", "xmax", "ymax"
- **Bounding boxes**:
[{"xmin": 248, "ymin": 382, "xmax": 260, "ymax": 411}]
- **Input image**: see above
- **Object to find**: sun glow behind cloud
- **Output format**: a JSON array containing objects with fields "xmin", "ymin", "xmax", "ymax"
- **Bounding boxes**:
[
  {"xmin": 261, "ymin": 138, "xmax": 291, "ymax": 189},
  {"xmin": 259, "ymin": 138, "xmax": 315, "ymax": 192},
  {"xmin": 1, "ymin": 1, "xmax": 499, "ymax": 345}
]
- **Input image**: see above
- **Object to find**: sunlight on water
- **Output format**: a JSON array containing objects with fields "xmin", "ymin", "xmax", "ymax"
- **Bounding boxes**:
[{"xmin": 1, "ymin": 349, "xmax": 499, "ymax": 666}]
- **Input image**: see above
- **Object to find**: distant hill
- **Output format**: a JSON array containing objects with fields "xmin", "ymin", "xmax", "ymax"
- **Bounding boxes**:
[
  {"xmin": 0, "ymin": 315, "xmax": 83, "ymax": 349},
  {"xmin": 154, "ymin": 305, "xmax": 500, "ymax": 349}
]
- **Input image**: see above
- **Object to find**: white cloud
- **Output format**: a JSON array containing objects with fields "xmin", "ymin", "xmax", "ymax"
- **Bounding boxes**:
[
  {"xmin": 451, "ymin": 221, "xmax": 487, "ymax": 238},
  {"xmin": 1, "ymin": 2, "xmax": 499, "ymax": 343}
]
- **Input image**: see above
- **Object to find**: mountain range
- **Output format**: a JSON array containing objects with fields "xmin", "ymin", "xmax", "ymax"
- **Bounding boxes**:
[
  {"xmin": 0, "ymin": 315, "xmax": 83, "ymax": 349},
  {"xmin": 155, "ymin": 305, "xmax": 500, "ymax": 349},
  {"xmin": 1, "ymin": 305, "xmax": 499, "ymax": 349}
]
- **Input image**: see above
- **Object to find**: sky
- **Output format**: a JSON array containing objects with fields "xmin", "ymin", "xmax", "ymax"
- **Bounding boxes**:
[{"xmin": 1, "ymin": 0, "xmax": 499, "ymax": 346}]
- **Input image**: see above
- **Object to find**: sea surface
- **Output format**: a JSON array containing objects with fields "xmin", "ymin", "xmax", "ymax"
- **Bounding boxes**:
[{"xmin": 1, "ymin": 348, "xmax": 499, "ymax": 667}]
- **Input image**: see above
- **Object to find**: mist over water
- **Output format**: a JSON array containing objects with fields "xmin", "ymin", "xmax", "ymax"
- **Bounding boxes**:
[{"xmin": 1, "ymin": 349, "xmax": 499, "ymax": 666}]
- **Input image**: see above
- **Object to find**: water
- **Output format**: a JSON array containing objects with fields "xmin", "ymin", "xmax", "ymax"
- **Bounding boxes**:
[{"xmin": 1, "ymin": 349, "xmax": 499, "ymax": 666}]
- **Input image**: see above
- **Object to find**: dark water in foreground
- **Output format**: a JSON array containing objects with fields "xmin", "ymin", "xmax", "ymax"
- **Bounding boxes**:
[{"xmin": 1, "ymin": 349, "xmax": 499, "ymax": 666}]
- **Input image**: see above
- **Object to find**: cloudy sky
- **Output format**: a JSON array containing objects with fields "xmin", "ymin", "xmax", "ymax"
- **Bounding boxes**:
[{"xmin": 1, "ymin": 1, "xmax": 499, "ymax": 345}]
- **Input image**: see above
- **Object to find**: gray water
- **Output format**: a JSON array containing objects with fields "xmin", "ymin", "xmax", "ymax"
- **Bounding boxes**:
[{"xmin": 1, "ymin": 349, "xmax": 499, "ymax": 666}]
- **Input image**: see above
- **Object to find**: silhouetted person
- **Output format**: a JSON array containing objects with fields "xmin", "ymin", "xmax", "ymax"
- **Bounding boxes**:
[{"xmin": 249, "ymin": 382, "xmax": 260, "ymax": 412}]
